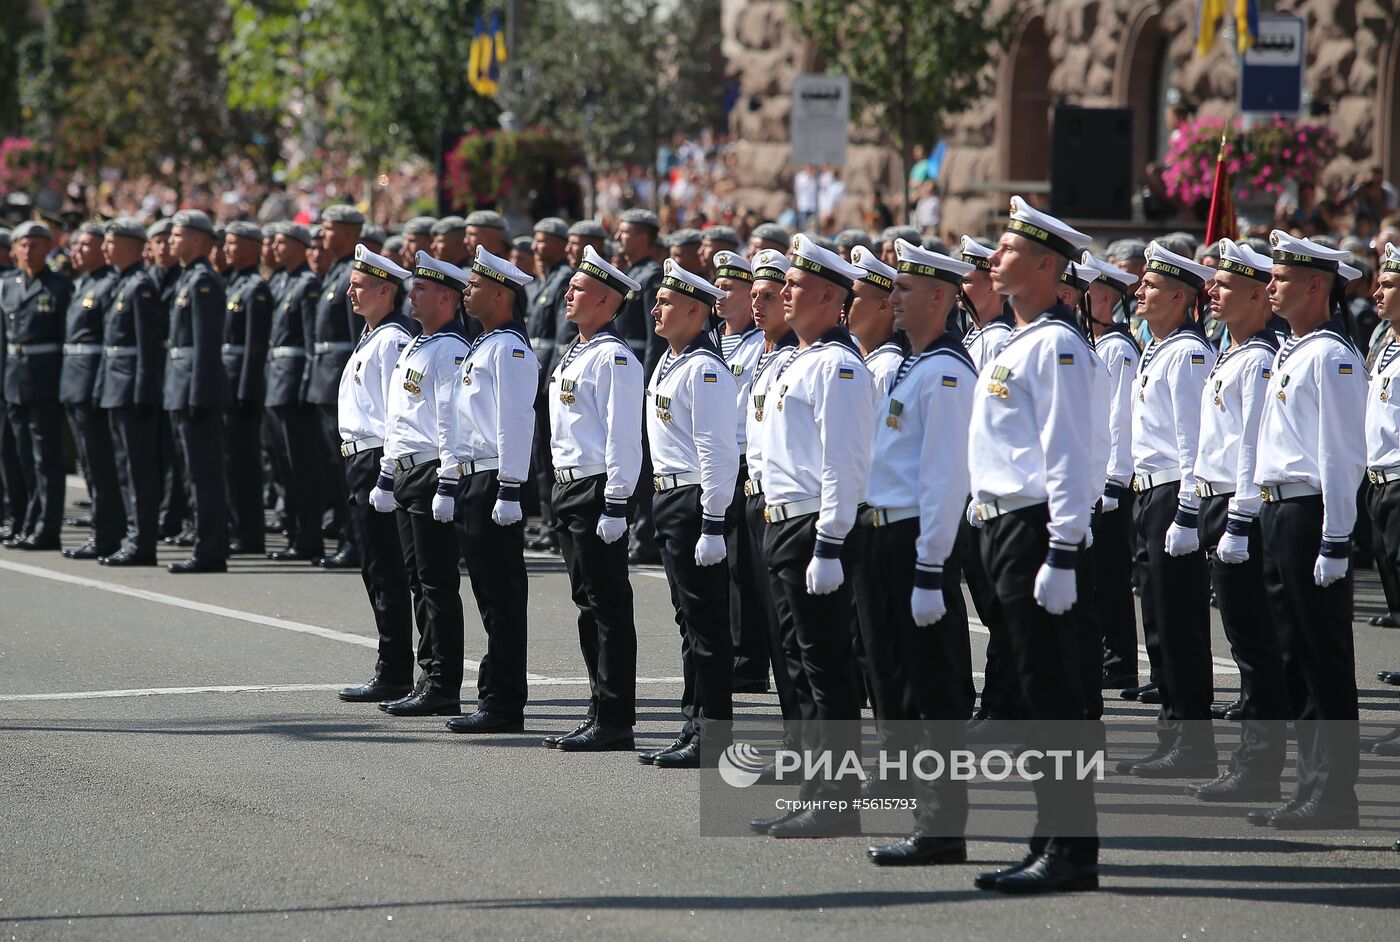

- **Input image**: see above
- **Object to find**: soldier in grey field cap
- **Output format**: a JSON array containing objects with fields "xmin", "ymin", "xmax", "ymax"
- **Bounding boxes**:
[
  {"xmin": 748, "ymin": 222, "xmax": 791, "ymax": 256},
  {"xmin": 615, "ymin": 207, "xmax": 664, "ymax": 564},
  {"xmin": 526, "ymin": 217, "xmax": 573, "ymax": 551}
]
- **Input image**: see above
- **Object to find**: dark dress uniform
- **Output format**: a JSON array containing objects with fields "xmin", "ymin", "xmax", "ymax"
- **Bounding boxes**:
[
  {"xmin": 152, "ymin": 264, "xmax": 189, "ymax": 539},
  {"xmin": 221, "ymin": 266, "xmax": 273, "ymax": 551},
  {"xmin": 61, "ymin": 265, "xmax": 124, "ymax": 555},
  {"xmin": 1, "ymin": 266, "xmax": 73, "ymax": 548},
  {"xmin": 264, "ymin": 263, "xmax": 325, "ymax": 560},
  {"xmin": 306, "ymin": 252, "xmax": 361, "ymax": 560},
  {"xmin": 526, "ymin": 260, "xmax": 571, "ymax": 539},
  {"xmin": 164, "ymin": 258, "xmax": 228, "ymax": 567},
  {"xmin": 0, "ymin": 260, "xmax": 24, "ymax": 533},
  {"xmin": 97, "ymin": 263, "xmax": 165, "ymax": 563},
  {"xmin": 622, "ymin": 257, "xmax": 662, "ymax": 562}
]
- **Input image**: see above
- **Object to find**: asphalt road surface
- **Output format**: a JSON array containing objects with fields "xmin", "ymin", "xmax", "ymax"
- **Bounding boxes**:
[{"xmin": 2, "ymin": 482, "xmax": 1397, "ymax": 940}]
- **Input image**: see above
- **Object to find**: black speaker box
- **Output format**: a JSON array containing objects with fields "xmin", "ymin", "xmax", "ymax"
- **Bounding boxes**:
[{"xmin": 1050, "ymin": 106, "xmax": 1134, "ymax": 220}]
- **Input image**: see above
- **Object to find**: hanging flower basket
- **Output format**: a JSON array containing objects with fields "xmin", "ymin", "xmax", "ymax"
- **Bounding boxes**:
[
  {"xmin": 1160, "ymin": 116, "xmax": 1337, "ymax": 208},
  {"xmin": 444, "ymin": 128, "xmax": 582, "ymax": 210},
  {"xmin": 0, "ymin": 137, "xmax": 41, "ymax": 192}
]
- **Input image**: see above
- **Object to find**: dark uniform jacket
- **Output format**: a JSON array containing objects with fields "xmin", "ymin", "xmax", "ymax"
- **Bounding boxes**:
[
  {"xmin": 1, "ymin": 268, "xmax": 74, "ymax": 405},
  {"xmin": 619, "ymin": 257, "xmax": 663, "ymax": 379},
  {"xmin": 96, "ymin": 263, "xmax": 164, "ymax": 409},
  {"xmin": 60, "ymin": 266, "xmax": 118, "ymax": 405},
  {"xmin": 268, "ymin": 264, "xmax": 319, "ymax": 408},
  {"xmin": 526, "ymin": 261, "xmax": 572, "ymax": 382},
  {"xmin": 306, "ymin": 254, "xmax": 359, "ymax": 405},
  {"xmin": 221, "ymin": 267, "xmax": 274, "ymax": 405},
  {"xmin": 163, "ymin": 258, "xmax": 226, "ymax": 412}
]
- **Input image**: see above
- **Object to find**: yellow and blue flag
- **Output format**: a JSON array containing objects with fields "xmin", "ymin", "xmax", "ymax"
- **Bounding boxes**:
[{"xmin": 468, "ymin": 12, "xmax": 507, "ymax": 97}]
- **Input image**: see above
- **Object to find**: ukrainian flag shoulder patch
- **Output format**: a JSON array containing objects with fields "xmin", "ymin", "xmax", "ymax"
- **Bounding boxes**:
[
  {"xmin": 1339, "ymin": 363, "xmax": 1354, "ymax": 375},
  {"xmin": 613, "ymin": 354, "xmax": 629, "ymax": 366},
  {"xmin": 454, "ymin": 356, "xmax": 466, "ymax": 365},
  {"xmin": 941, "ymin": 375, "xmax": 958, "ymax": 387},
  {"xmin": 1262, "ymin": 368, "xmax": 1273, "ymax": 380},
  {"xmin": 1057, "ymin": 353, "xmax": 1074, "ymax": 366},
  {"xmin": 703, "ymin": 372, "xmax": 717, "ymax": 383},
  {"xmin": 838, "ymin": 367, "xmax": 855, "ymax": 379},
  {"xmin": 512, "ymin": 348, "xmax": 526, "ymax": 359},
  {"xmin": 1190, "ymin": 353, "xmax": 1206, "ymax": 365}
]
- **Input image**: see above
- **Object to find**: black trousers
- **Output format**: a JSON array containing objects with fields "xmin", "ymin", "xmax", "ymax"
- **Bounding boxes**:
[
  {"xmin": 267, "ymin": 405, "xmax": 326, "ymax": 558},
  {"xmin": 530, "ymin": 389, "xmax": 555, "ymax": 532},
  {"xmin": 7, "ymin": 401, "xmax": 65, "ymax": 542},
  {"xmin": 1092, "ymin": 496, "xmax": 1139, "ymax": 681},
  {"xmin": 455, "ymin": 469, "xmax": 529, "ymax": 718},
  {"xmin": 1260, "ymin": 496, "xmax": 1359, "ymax": 811},
  {"xmin": 223, "ymin": 405, "xmax": 265, "ymax": 549},
  {"xmin": 173, "ymin": 407, "xmax": 228, "ymax": 562},
  {"xmin": 764, "ymin": 513, "xmax": 861, "ymax": 803},
  {"xmin": 628, "ymin": 426, "xmax": 658, "ymax": 560},
  {"xmin": 727, "ymin": 466, "xmax": 769, "ymax": 688},
  {"xmin": 554, "ymin": 475, "xmax": 637, "ymax": 727},
  {"xmin": 1133, "ymin": 482, "xmax": 1215, "ymax": 757},
  {"xmin": 108, "ymin": 406, "xmax": 162, "ymax": 557},
  {"xmin": 981, "ymin": 503, "xmax": 1098, "ymax": 863},
  {"xmin": 655, "ymin": 484, "xmax": 733, "ymax": 738},
  {"xmin": 346, "ymin": 448, "xmax": 414, "ymax": 687},
  {"xmin": 854, "ymin": 516, "xmax": 971, "ymax": 837},
  {"xmin": 317, "ymin": 404, "xmax": 352, "ymax": 555},
  {"xmin": 744, "ymin": 493, "xmax": 801, "ymax": 727},
  {"xmin": 0, "ymin": 415, "xmax": 26, "ymax": 528},
  {"xmin": 159, "ymin": 411, "xmax": 188, "ymax": 536},
  {"xmin": 845, "ymin": 513, "xmax": 878, "ymax": 711},
  {"xmin": 1199, "ymin": 494, "xmax": 1286, "ymax": 780},
  {"xmin": 1367, "ymin": 480, "xmax": 1400, "ymax": 616},
  {"xmin": 66, "ymin": 402, "xmax": 125, "ymax": 554},
  {"xmin": 1075, "ymin": 539, "xmax": 1104, "ymax": 722},
  {"xmin": 393, "ymin": 461, "xmax": 463, "ymax": 697},
  {"xmin": 961, "ymin": 512, "xmax": 1023, "ymax": 719}
]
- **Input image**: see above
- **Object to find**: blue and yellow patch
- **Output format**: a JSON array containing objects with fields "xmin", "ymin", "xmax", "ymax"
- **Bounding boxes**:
[
  {"xmin": 838, "ymin": 367, "xmax": 855, "ymax": 379},
  {"xmin": 454, "ymin": 356, "xmax": 466, "ymax": 365},
  {"xmin": 1262, "ymin": 368, "xmax": 1272, "ymax": 379},
  {"xmin": 1057, "ymin": 353, "xmax": 1074, "ymax": 366},
  {"xmin": 512, "ymin": 348, "xmax": 526, "ymax": 359},
  {"xmin": 613, "ymin": 355, "xmax": 628, "ymax": 365},
  {"xmin": 941, "ymin": 375, "xmax": 958, "ymax": 387},
  {"xmin": 1339, "ymin": 363, "xmax": 1354, "ymax": 375},
  {"xmin": 703, "ymin": 372, "xmax": 718, "ymax": 383},
  {"xmin": 1190, "ymin": 353, "xmax": 1206, "ymax": 365}
]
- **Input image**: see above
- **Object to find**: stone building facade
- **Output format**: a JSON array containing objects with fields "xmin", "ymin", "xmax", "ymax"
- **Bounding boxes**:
[{"xmin": 722, "ymin": 0, "xmax": 1400, "ymax": 236}]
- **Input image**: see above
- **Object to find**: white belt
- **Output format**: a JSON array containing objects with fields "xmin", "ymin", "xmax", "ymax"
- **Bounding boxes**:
[
  {"xmin": 6, "ymin": 343, "xmax": 60, "ymax": 356},
  {"xmin": 554, "ymin": 464, "xmax": 606, "ymax": 484},
  {"xmin": 1259, "ymin": 482, "xmax": 1322, "ymax": 502},
  {"xmin": 339, "ymin": 436, "xmax": 384, "ymax": 457},
  {"xmin": 221, "ymin": 344, "xmax": 247, "ymax": 355},
  {"xmin": 1131, "ymin": 469, "xmax": 1182, "ymax": 492},
  {"xmin": 974, "ymin": 495, "xmax": 1046, "ymax": 522},
  {"xmin": 454, "ymin": 457, "xmax": 501, "ymax": 476},
  {"xmin": 313, "ymin": 341, "xmax": 354, "ymax": 355},
  {"xmin": 743, "ymin": 478, "xmax": 764, "ymax": 498},
  {"xmin": 391, "ymin": 449, "xmax": 438, "ymax": 471},
  {"xmin": 104, "ymin": 345, "xmax": 138, "ymax": 358},
  {"xmin": 654, "ymin": 471, "xmax": 702, "ymax": 492},
  {"xmin": 63, "ymin": 343, "xmax": 103, "ymax": 356},
  {"xmin": 269, "ymin": 346, "xmax": 306, "ymax": 360},
  {"xmin": 1368, "ymin": 467, "xmax": 1400, "ymax": 486},
  {"xmin": 763, "ymin": 496, "xmax": 823, "ymax": 524},
  {"xmin": 862, "ymin": 506, "xmax": 919, "ymax": 527},
  {"xmin": 1194, "ymin": 480, "xmax": 1235, "ymax": 499},
  {"xmin": 166, "ymin": 346, "xmax": 195, "ymax": 361}
]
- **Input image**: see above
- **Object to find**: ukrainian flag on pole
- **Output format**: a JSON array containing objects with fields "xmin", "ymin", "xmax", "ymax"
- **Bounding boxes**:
[
  {"xmin": 1198, "ymin": 0, "xmax": 1258, "ymax": 56},
  {"xmin": 1234, "ymin": 0, "xmax": 1259, "ymax": 53},
  {"xmin": 468, "ymin": 11, "xmax": 507, "ymax": 97}
]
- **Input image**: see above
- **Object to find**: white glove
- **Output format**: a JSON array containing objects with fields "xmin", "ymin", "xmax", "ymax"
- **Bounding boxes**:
[
  {"xmin": 911, "ymin": 587, "xmax": 946, "ymax": 627},
  {"xmin": 1313, "ymin": 554, "xmax": 1348, "ymax": 587},
  {"xmin": 1100, "ymin": 494, "xmax": 1120, "ymax": 514},
  {"xmin": 804, "ymin": 556, "xmax": 844, "ymax": 595},
  {"xmin": 369, "ymin": 486, "xmax": 398, "ymax": 513},
  {"xmin": 965, "ymin": 502, "xmax": 983, "ymax": 529},
  {"xmin": 1164, "ymin": 522, "xmax": 1199, "ymax": 557},
  {"xmin": 1032, "ymin": 563, "xmax": 1077, "ymax": 614},
  {"xmin": 1214, "ymin": 531, "xmax": 1250, "ymax": 564},
  {"xmin": 1084, "ymin": 526, "xmax": 1095, "ymax": 550},
  {"xmin": 491, "ymin": 499, "xmax": 523, "ymax": 526},
  {"xmin": 596, "ymin": 514, "xmax": 628, "ymax": 544},
  {"xmin": 694, "ymin": 533, "xmax": 726, "ymax": 566},
  {"xmin": 431, "ymin": 492, "xmax": 456, "ymax": 523}
]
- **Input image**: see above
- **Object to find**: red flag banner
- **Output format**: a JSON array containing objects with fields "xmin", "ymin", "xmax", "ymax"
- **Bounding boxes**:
[{"xmin": 1204, "ymin": 133, "xmax": 1237, "ymax": 245}]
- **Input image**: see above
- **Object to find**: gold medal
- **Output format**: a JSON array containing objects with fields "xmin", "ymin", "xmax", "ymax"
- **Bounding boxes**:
[
  {"xmin": 754, "ymin": 409, "xmax": 764, "ymax": 421},
  {"xmin": 403, "ymin": 381, "xmax": 420, "ymax": 395},
  {"xmin": 655, "ymin": 395, "xmax": 672, "ymax": 423},
  {"xmin": 886, "ymin": 399, "xmax": 904, "ymax": 428},
  {"xmin": 1383, "ymin": 392, "xmax": 1391, "ymax": 402},
  {"xmin": 885, "ymin": 415, "xmax": 901, "ymax": 428},
  {"xmin": 753, "ymin": 393, "xmax": 765, "ymax": 422},
  {"xmin": 1277, "ymin": 374, "xmax": 1290, "ymax": 403},
  {"xmin": 559, "ymin": 378, "xmax": 577, "ymax": 404},
  {"xmin": 988, "ymin": 366, "xmax": 1011, "ymax": 399}
]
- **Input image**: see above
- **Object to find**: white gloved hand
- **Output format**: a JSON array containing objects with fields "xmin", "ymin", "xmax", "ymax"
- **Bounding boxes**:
[
  {"xmin": 431, "ymin": 492, "xmax": 456, "ymax": 523},
  {"xmin": 911, "ymin": 587, "xmax": 946, "ymax": 627},
  {"xmin": 1084, "ymin": 526, "xmax": 1095, "ymax": 550},
  {"xmin": 965, "ymin": 501, "xmax": 984, "ymax": 529},
  {"xmin": 369, "ymin": 486, "xmax": 398, "ymax": 513},
  {"xmin": 490, "ymin": 499, "xmax": 523, "ymax": 526},
  {"xmin": 804, "ymin": 556, "xmax": 844, "ymax": 595},
  {"xmin": 1313, "ymin": 554, "xmax": 1348, "ymax": 587},
  {"xmin": 1164, "ymin": 522, "xmax": 1199, "ymax": 557},
  {"xmin": 1214, "ymin": 531, "xmax": 1250, "ymax": 564},
  {"xmin": 1100, "ymin": 493, "xmax": 1120, "ymax": 514},
  {"xmin": 596, "ymin": 514, "xmax": 629, "ymax": 544},
  {"xmin": 1032, "ymin": 563, "xmax": 1077, "ymax": 614},
  {"xmin": 694, "ymin": 533, "xmax": 726, "ymax": 566}
]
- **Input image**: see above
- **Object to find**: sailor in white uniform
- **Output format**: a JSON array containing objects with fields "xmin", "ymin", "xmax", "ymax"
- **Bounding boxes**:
[
  {"xmin": 959, "ymin": 235, "xmax": 1013, "ymax": 370},
  {"xmin": 1365, "ymin": 242, "xmax": 1400, "ymax": 630},
  {"xmin": 848, "ymin": 245, "xmax": 906, "ymax": 397}
]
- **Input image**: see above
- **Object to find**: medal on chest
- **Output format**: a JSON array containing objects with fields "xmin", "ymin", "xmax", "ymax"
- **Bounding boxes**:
[
  {"xmin": 403, "ymin": 367, "xmax": 423, "ymax": 396},
  {"xmin": 38, "ymin": 294, "xmax": 52, "ymax": 314},
  {"xmin": 886, "ymin": 399, "xmax": 904, "ymax": 429},
  {"xmin": 1138, "ymin": 372, "xmax": 1149, "ymax": 402},
  {"xmin": 353, "ymin": 359, "xmax": 363, "ymax": 385},
  {"xmin": 654, "ymin": 394, "xmax": 673, "ymax": 423},
  {"xmin": 775, "ymin": 383, "xmax": 788, "ymax": 412},
  {"xmin": 463, "ymin": 362, "xmax": 474, "ymax": 386},
  {"xmin": 82, "ymin": 293, "xmax": 96, "ymax": 310},
  {"xmin": 324, "ymin": 289, "xmax": 335, "ymax": 303},
  {"xmin": 176, "ymin": 291, "xmax": 190, "ymax": 309},
  {"xmin": 988, "ymin": 366, "xmax": 1011, "ymax": 399},
  {"xmin": 559, "ymin": 377, "xmax": 577, "ymax": 405},
  {"xmin": 730, "ymin": 363, "xmax": 744, "ymax": 378},
  {"xmin": 752, "ymin": 393, "xmax": 766, "ymax": 422},
  {"xmin": 1213, "ymin": 379, "xmax": 1223, "ymax": 407},
  {"xmin": 1277, "ymin": 374, "xmax": 1290, "ymax": 403},
  {"xmin": 1382, "ymin": 376, "xmax": 1392, "ymax": 402}
]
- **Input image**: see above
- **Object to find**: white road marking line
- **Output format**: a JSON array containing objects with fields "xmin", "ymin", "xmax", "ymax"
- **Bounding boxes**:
[
  {"xmin": 0, "ymin": 683, "xmax": 347, "ymax": 702},
  {"xmin": 0, "ymin": 559, "xmax": 683, "ymax": 685}
]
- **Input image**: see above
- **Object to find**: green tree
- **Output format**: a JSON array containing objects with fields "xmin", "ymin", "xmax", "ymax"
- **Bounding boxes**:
[{"xmin": 788, "ymin": 0, "xmax": 1015, "ymax": 222}]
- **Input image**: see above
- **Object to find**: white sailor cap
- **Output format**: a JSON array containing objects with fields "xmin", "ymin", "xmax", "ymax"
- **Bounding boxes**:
[
  {"xmin": 1215, "ymin": 238, "xmax": 1273, "ymax": 284},
  {"xmin": 353, "ymin": 243, "xmax": 411, "ymax": 284},
  {"xmin": 1079, "ymin": 251, "xmax": 1137, "ymax": 292},
  {"xmin": 412, "ymin": 250, "xmax": 470, "ymax": 292},
  {"xmin": 894, "ymin": 238, "xmax": 976, "ymax": 287},
  {"xmin": 471, "ymin": 245, "xmax": 533, "ymax": 294},
  {"xmin": 660, "ymin": 259, "xmax": 725, "ymax": 306},
  {"xmin": 1144, "ymin": 240, "xmax": 1214, "ymax": 292},
  {"xmin": 959, "ymin": 235, "xmax": 995, "ymax": 271},
  {"xmin": 711, "ymin": 250, "xmax": 753, "ymax": 283},
  {"xmin": 789, "ymin": 233, "xmax": 863, "ymax": 290},
  {"xmin": 1381, "ymin": 242, "xmax": 1400, "ymax": 275},
  {"xmin": 577, "ymin": 244, "xmax": 641, "ymax": 296},
  {"xmin": 751, "ymin": 248, "xmax": 791, "ymax": 283},
  {"xmin": 1059, "ymin": 261, "xmax": 1099, "ymax": 293},
  {"xmin": 1268, "ymin": 229, "xmax": 1359, "ymax": 280},
  {"xmin": 850, "ymin": 245, "xmax": 896, "ymax": 292},
  {"xmin": 1004, "ymin": 195, "xmax": 1091, "ymax": 259}
]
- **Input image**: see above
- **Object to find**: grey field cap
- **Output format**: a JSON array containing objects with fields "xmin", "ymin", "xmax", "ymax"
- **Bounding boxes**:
[
  {"xmin": 106, "ymin": 218, "xmax": 147, "ymax": 240},
  {"xmin": 465, "ymin": 210, "xmax": 507, "ymax": 230},
  {"xmin": 361, "ymin": 223, "xmax": 387, "ymax": 246},
  {"xmin": 402, "ymin": 216, "xmax": 438, "ymax": 236},
  {"xmin": 618, "ymin": 208, "xmax": 660, "ymax": 230},
  {"xmin": 751, "ymin": 223, "xmax": 791, "ymax": 245},
  {"xmin": 13, "ymin": 220, "xmax": 54, "ymax": 241},
  {"xmin": 171, "ymin": 209, "xmax": 216, "ymax": 236},
  {"xmin": 145, "ymin": 219, "xmax": 172, "ymax": 239},
  {"xmin": 280, "ymin": 223, "xmax": 314, "ymax": 247},
  {"xmin": 321, "ymin": 203, "xmax": 366, "ymax": 225},
  {"xmin": 226, "ymin": 220, "xmax": 263, "ymax": 242},
  {"xmin": 430, "ymin": 215, "xmax": 466, "ymax": 236},
  {"xmin": 533, "ymin": 217, "xmax": 569, "ymax": 239},
  {"xmin": 701, "ymin": 225, "xmax": 740, "ymax": 247},
  {"xmin": 568, "ymin": 220, "xmax": 607, "ymax": 239},
  {"xmin": 666, "ymin": 228, "xmax": 702, "ymax": 248}
]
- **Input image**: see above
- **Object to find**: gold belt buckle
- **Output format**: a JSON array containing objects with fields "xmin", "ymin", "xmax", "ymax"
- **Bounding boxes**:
[
  {"xmin": 1259, "ymin": 486, "xmax": 1273, "ymax": 502},
  {"xmin": 763, "ymin": 507, "xmax": 774, "ymax": 524},
  {"xmin": 1369, "ymin": 469, "xmax": 1381, "ymax": 485},
  {"xmin": 871, "ymin": 509, "xmax": 885, "ymax": 528},
  {"xmin": 1131, "ymin": 476, "xmax": 1142, "ymax": 493},
  {"xmin": 653, "ymin": 476, "xmax": 663, "ymax": 492},
  {"xmin": 974, "ymin": 502, "xmax": 989, "ymax": 522}
]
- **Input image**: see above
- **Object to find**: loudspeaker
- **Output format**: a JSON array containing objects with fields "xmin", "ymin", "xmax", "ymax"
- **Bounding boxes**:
[{"xmin": 1051, "ymin": 106, "xmax": 1133, "ymax": 221}]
